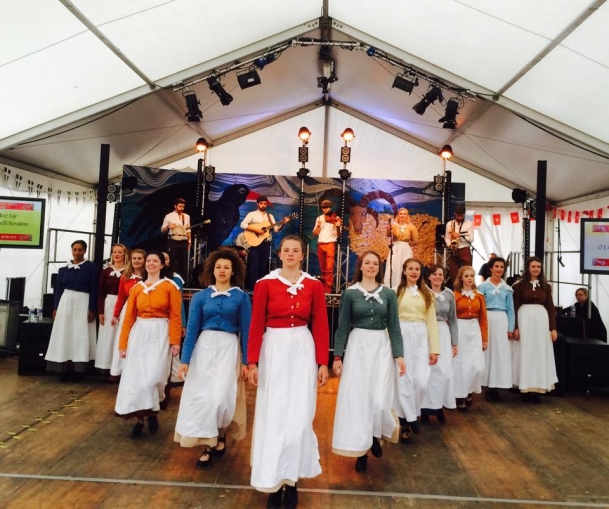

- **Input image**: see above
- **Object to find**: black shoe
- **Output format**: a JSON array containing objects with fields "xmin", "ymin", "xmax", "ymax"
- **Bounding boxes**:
[
  {"xmin": 531, "ymin": 393, "xmax": 542, "ymax": 404},
  {"xmin": 399, "ymin": 426, "xmax": 412, "ymax": 444},
  {"xmin": 437, "ymin": 409, "xmax": 446, "ymax": 423},
  {"xmin": 520, "ymin": 392, "xmax": 531, "ymax": 404},
  {"xmin": 212, "ymin": 435, "xmax": 226, "ymax": 459},
  {"xmin": 284, "ymin": 484, "xmax": 298, "ymax": 509},
  {"xmin": 420, "ymin": 414, "xmax": 430, "ymax": 424},
  {"xmin": 59, "ymin": 372, "xmax": 71, "ymax": 383},
  {"xmin": 485, "ymin": 389, "xmax": 501, "ymax": 403},
  {"xmin": 266, "ymin": 488, "xmax": 283, "ymax": 509},
  {"xmin": 196, "ymin": 449, "xmax": 212, "ymax": 469},
  {"xmin": 409, "ymin": 419, "xmax": 421, "ymax": 434},
  {"xmin": 71, "ymin": 372, "xmax": 84, "ymax": 383},
  {"xmin": 370, "ymin": 437, "xmax": 382, "ymax": 458},
  {"xmin": 355, "ymin": 454, "xmax": 368, "ymax": 472},
  {"xmin": 456, "ymin": 399, "xmax": 468, "ymax": 412},
  {"xmin": 147, "ymin": 415, "xmax": 159, "ymax": 433},
  {"xmin": 465, "ymin": 394, "xmax": 474, "ymax": 407},
  {"xmin": 130, "ymin": 422, "xmax": 144, "ymax": 438}
]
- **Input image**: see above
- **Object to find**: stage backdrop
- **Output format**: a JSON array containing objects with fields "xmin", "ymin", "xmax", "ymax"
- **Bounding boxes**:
[{"xmin": 119, "ymin": 166, "xmax": 465, "ymax": 282}]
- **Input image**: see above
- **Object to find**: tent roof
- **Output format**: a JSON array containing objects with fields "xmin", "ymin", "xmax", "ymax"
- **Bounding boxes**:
[{"xmin": 1, "ymin": 0, "xmax": 608, "ymax": 203}]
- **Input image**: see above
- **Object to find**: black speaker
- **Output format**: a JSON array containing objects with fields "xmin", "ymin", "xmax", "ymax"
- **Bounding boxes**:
[
  {"xmin": 551, "ymin": 333, "xmax": 567, "ymax": 396},
  {"xmin": 42, "ymin": 293, "xmax": 54, "ymax": 318},
  {"xmin": 204, "ymin": 165, "xmax": 215, "ymax": 182},
  {"xmin": 51, "ymin": 273, "xmax": 58, "ymax": 289},
  {"xmin": 5, "ymin": 277, "xmax": 26, "ymax": 310},
  {"xmin": 566, "ymin": 337, "xmax": 609, "ymax": 392},
  {"xmin": 18, "ymin": 319, "xmax": 54, "ymax": 375},
  {"xmin": 435, "ymin": 224, "xmax": 446, "ymax": 250}
]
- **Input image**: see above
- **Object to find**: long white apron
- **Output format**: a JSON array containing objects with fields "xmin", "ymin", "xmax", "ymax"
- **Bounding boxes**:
[
  {"xmin": 95, "ymin": 294, "xmax": 119, "ymax": 370},
  {"xmin": 45, "ymin": 289, "xmax": 96, "ymax": 363},
  {"xmin": 250, "ymin": 326, "xmax": 321, "ymax": 492},
  {"xmin": 394, "ymin": 321, "xmax": 430, "ymax": 421},
  {"xmin": 115, "ymin": 318, "xmax": 172, "ymax": 416},
  {"xmin": 383, "ymin": 241, "xmax": 413, "ymax": 288},
  {"xmin": 483, "ymin": 311, "xmax": 512, "ymax": 388},
  {"xmin": 109, "ymin": 305, "xmax": 127, "ymax": 376},
  {"xmin": 453, "ymin": 318, "xmax": 485, "ymax": 398},
  {"xmin": 422, "ymin": 321, "xmax": 456, "ymax": 410},
  {"xmin": 332, "ymin": 328, "xmax": 399, "ymax": 457},
  {"xmin": 174, "ymin": 330, "xmax": 246, "ymax": 447}
]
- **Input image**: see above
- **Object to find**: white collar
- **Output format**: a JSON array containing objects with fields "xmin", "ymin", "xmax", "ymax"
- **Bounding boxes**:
[
  {"xmin": 129, "ymin": 274, "xmax": 142, "ymax": 280},
  {"xmin": 210, "ymin": 285, "xmax": 239, "ymax": 298},
  {"xmin": 531, "ymin": 279, "xmax": 540, "ymax": 290},
  {"xmin": 351, "ymin": 282, "xmax": 384, "ymax": 304},
  {"xmin": 461, "ymin": 289, "xmax": 475, "ymax": 300},
  {"xmin": 406, "ymin": 285, "xmax": 420, "ymax": 297},
  {"xmin": 262, "ymin": 269, "xmax": 317, "ymax": 295},
  {"xmin": 109, "ymin": 266, "xmax": 125, "ymax": 278},
  {"xmin": 139, "ymin": 277, "xmax": 178, "ymax": 294},
  {"xmin": 67, "ymin": 260, "xmax": 86, "ymax": 269}
]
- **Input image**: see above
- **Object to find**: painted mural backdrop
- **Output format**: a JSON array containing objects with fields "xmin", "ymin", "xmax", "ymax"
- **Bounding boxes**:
[{"xmin": 120, "ymin": 166, "xmax": 465, "ymax": 281}]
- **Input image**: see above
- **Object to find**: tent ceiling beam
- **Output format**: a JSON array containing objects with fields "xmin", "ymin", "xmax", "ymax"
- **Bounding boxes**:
[{"xmin": 333, "ymin": 102, "xmax": 523, "ymax": 193}]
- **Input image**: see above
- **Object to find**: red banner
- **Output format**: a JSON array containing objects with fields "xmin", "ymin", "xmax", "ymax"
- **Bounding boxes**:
[
  {"xmin": 473, "ymin": 214, "xmax": 482, "ymax": 227},
  {"xmin": 510, "ymin": 211, "xmax": 519, "ymax": 223},
  {"xmin": 567, "ymin": 210, "xmax": 572, "ymax": 223},
  {"xmin": 575, "ymin": 211, "xmax": 580, "ymax": 223},
  {"xmin": 492, "ymin": 213, "xmax": 501, "ymax": 225}
]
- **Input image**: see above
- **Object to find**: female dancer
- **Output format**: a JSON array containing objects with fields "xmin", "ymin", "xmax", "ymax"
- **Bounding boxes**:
[
  {"xmin": 110, "ymin": 248, "xmax": 145, "ymax": 379},
  {"xmin": 248, "ymin": 235, "xmax": 329, "ymax": 509},
  {"xmin": 174, "ymin": 248, "xmax": 251, "ymax": 469},
  {"xmin": 512, "ymin": 257, "xmax": 557, "ymax": 403},
  {"xmin": 95, "ymin": 244, "xmax": 128, "ymax": 374},
  {"xmin": 332, "ymin": 251, "xmax": 406, "ymax": 472},
  {"xmin": 478, "ymin": 257, "xmax": 515, "ymax": 402},
  {"xmin": 421, "ymin": 265, "xmax": 458, "ymax": 422},
  {"xmin": 452, "ymin": 266, "xmax": 488, "ymax": 410},
  {"xmin": 394, "ymin": 258, "xmax": 439, "ymax": 442},
  {"xmin": 384, "ymin": 207, "xmax": 418, "ymax": 288},
  {"xmin": 114, "ymin": 251, "xmax": 182, "ymax": 437},
  {"xmin": 45, "ymin": 240, "xmax": 99, "ymax": 381}
]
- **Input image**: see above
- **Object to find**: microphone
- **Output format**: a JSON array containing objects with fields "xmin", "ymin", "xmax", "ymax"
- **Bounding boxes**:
[{"xmin": 558, "ymin": 256, "xmax": 565, "ymax": 268}]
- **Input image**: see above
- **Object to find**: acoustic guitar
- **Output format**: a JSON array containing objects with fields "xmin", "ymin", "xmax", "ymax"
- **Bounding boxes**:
[{"xmin": 243, "ymin": 212, "xmax": 299, "ymax": 247}]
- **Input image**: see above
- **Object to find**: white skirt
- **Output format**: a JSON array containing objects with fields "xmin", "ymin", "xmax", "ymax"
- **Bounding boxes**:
[
  {"xmin": 174, "ymin": 330, "xmax": 246, "ymax": 447},
  {"xmin": 394, "ymin": 322, "xmax": 430, "ymax": 421},
  {"xmin": 115, "ymin": 318, "xmax": 172, "ymax": 416},
  {"xmin": 483, "ymin": 311, "xmax": 512, "ymax": 388},
  {"xmin": 422, "ymin": 321, "xmax": 456, "ymax": 410},
  {"xmin": 511, "ymin": 304, "xmax": 557, "ymax": 393},
  {"xmin": 109, "ymin": 305, "xmax": 127, "ymax": 377},
  {"xmin": 453, "ymin": 318, "xmax": 485, "ymax": 398},
  {"xmin": 383, "ymin": 241, "xmax": 413, "ymax": 288},
  {"xmin": 45, "ymin": 289, "xmax": 96, "ymax": 364},
  {"xmin": 250, "ymin": 326, "xmax": 321, "ymax": 492},
  {"xmin": 332, "ymin": 328, "xmax": 399, "ymax": 457},
  {"xmin": 94, "ymin": 294, "xmax": 119, "ymax": 370}
]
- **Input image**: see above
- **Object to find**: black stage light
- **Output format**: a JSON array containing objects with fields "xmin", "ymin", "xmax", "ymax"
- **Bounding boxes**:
[
  {"xmin": 184, "ymin": 91, "xmax": 202, "ymax": 122},
  {"xmin": 392, "ymin": 73, "xmax": 419, "ymax": 95},
  {"xmin": 254, "ymin": 54, "xmax": 276, "ymax": 70},
  {"xmin": 439, "ymin": 98, "xmax": 459, "ymax": 129},
  {"xmin": 512, "ymin": 188, "xmax": 529, "ymax": 203},
  {"xmin": 207, "ymin": 76, "xmax": 233, "ymax": 106},
  {"xmin": 412, "ymin": 85, "xmax": 443, "ymax": 115},
  {"xmin": 237, "ymin": 69, "xmax": 261, "ymax": 90}
]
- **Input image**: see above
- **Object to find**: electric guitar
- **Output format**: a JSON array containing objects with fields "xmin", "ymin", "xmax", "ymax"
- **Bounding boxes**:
[{"xmin": 243, "ymin": 213, "xmax": 299, "ymax": 247}]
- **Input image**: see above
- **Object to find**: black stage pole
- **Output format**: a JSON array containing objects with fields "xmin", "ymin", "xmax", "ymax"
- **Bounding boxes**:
[
  {"xmin": 94, "ymin": 144, "xmax": 110, "ymax": 269},
  {"xmin": 535, "ymin": 160, "xmax": 547, "ymax": 259}
]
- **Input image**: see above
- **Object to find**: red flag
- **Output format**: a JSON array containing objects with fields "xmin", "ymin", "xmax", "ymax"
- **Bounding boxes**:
[
  {"xmin": 590, "ymin": 210, "xmax": 594, "ymax": 218},
  {"xmin": 492, "ymin": 213, "xmax": 501, "ymax": 225},
  {"xmin": 473, "ymin": 214, "xmax": 482, "ymax": 227},
  {"xmin": 575, "ymin": 211, "xmax": 580, "ymax": 223},
  {"xmin": 553, "ymin": 207, "xmax": 557, "ymax": 219},
  {"xmin": 567, "ymin": 211, "xmax": 573, "ymax": 223},
  {"xmin": 598, "ymin": 208, "xmax": 604, "ymax": 218},
  {"xmin": 560, "ymin": 209, "xmax": 565, "ymax": 221},
  {"xmin": 510, "ymin": 211, "xmax": 520, "ymax": 224}
]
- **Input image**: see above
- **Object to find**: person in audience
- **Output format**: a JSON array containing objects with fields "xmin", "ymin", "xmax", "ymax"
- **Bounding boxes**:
[
  {"xmin": 421, "ymin": 265, "xmax": 458, "ymax": 423},
  {"xmin": 452, "ymin": 266, "xmax": 488, "ymax": 411},
  {"xmin": 512, "ymin": 257, "xmax": 557, "ymax": 403},
  {"xmin": 174, "ymin": 248, "xmax": 251, "ymax": 469},
  {"xmin": 95, "ymin": 244, "xmax": 128, "ymax": 374},
  {"xmin": 393, "ymin": 258, "xmax": 439, "ymax": 442},
  {"xmin": 478, "ymin": 257, "xmax": 515, "ymax": 402},
  {"xmin": 45, "ymin": 240, "xmax": 98, "ymax": 382},
  {"xmin": 247, "ymin": 235, "xmax": 329, "ymax": 509},
  {"xmin": 114, "ymin": 251, "xmax": 182, "ymax": 436},
  {"xmin": 332, "ymin": 251, "xmax": 406, "ymax": 472},
  {"xmin": 570, "ymin": 287, "xmax": 607, "ymax": 342}
]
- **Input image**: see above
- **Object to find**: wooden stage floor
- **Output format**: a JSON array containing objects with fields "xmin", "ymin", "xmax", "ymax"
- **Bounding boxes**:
[{"xmin": 1, "ymin": 356, "xmax": 609, "ymax": 509}]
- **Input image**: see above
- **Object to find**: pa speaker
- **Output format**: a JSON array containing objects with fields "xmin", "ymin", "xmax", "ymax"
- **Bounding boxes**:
[
  {"xmin": 204, "ymin": 166, "xmax": 215, "ymax": 182},
  {"xmin": 433, "ymin": 175, "xmax": 444, "ymax": 193}
]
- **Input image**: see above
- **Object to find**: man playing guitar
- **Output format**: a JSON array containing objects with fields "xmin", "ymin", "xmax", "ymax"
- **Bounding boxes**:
[
  {"xmin": 444, "ymin": 204, "xmax": 474, "ymax": 285},
  {"xmin": 241, "ymin": 195, "xmax": 290, "ymax": 290},
  {"xmin": 313, "ymin": 199, "xmax": 342, "ymax": 293},
  {"xmin": 161, "ymin": 197, "xmax": 190, "ymax": 281}
]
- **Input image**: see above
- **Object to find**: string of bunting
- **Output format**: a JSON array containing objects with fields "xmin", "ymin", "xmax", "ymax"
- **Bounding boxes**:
[{"xmin": 470, "ymin": 204, "xmax": 607, "ymax": 227}]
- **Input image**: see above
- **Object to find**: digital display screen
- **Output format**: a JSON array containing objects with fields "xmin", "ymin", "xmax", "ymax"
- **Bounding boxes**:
[
  {"xmin": 580, "ymin": 218, "xmax": 609, "ymax": 274},
  {"xmin": 0, "ymin": 196, "xmax": 46, "ymax": 249}
]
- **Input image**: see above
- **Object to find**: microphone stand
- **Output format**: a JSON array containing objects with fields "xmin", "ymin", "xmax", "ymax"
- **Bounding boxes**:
[
  {"xmin": 388, "ymin": 218, "xmax": 394, "ymax": 286},
  {"xmin": 460, "ymin": 234, "xmax": 485, "ymax": 262}
]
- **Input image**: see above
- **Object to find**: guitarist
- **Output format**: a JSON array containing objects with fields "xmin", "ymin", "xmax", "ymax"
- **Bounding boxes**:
[
  {"xmin": 313, "ymin": 199, "xmax": 342, "ymax": 293},
  {"xmin": 444, "ymin": 204, "xmax": 474, "ymax": 285},
  {"xmin": 241, "ymin": 196, "xmax": 290, "ymax": 290}
]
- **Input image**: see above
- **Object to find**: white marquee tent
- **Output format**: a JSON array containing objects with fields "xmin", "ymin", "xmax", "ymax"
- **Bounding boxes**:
[{"xmin": 1, "ymin": 0, "xmax": 608, "ymax": 316}]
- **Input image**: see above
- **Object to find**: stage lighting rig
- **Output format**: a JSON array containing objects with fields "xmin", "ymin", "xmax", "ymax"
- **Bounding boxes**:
[
  {"xmin": 439, "ymin": 98, "xmax": 460, "ymax": 129},
  {"xmin": 237, "ymin": 68, "xmax": 261, "ymax": 90},
  {"xmin": 183, "ymin": 90, "xmax": 202, "ymax": 122},
  {"xmin": 297, "ymin": 127, "xmax": 311, "ymax": 179},
  {"xmin": 439, "ymin": 144, "xmax": 453, "ymax": 160},
  {"xmin": 392, "ymin": 72, "xmax": 419, "ymax": 95},
  {"xmin": 338, "ymin": 128, "xmax": 355, "ymax": 180},
  {"xmin": 413, "ymin": 85, "xmax": 444, "ymax": 115},
  {"xmin": 207, "ymin": 76, "xmax": 233, "ymax": 106}
]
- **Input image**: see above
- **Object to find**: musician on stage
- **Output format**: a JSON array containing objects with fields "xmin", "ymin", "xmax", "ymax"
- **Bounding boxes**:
[
  {"xmin": 161, "ymin": 198, "xmax": 191, "ymax": 281},
  {"xmin": 313, "ymin": 199, "xmax": 342, "ymax": 293},
  {"xmin": 241, "ymin": 196, "xmax": 289, "ymax": 290},
  {"xmin": 444, "ymin": 204, "xmax": 474, "ymax": 284}
]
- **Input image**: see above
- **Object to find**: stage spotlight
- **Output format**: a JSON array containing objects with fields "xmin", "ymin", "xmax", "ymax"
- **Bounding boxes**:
[
  {"xmin": 341, "ymin": 128, "xmax": 355, "ymax": 143},
  {"xmin": 195, "ymin": 137, "xmax": 209, "ymax": 153},
  {"xmin": 392, "ymin": 73, "xmax": 419, "ymax": 95},
  {"xmin": 412, "ymin": 85, "xmax": 444, "ymax": 115},
  {"xmin": 184, "ymin": 91, "xmax": 202, "ymax": 122},
  {"xmin": 237, "ymin": 69, "xmax": 261, "ymax": 90},
  {"xmin": 439, "ymin": 98, "xmax": 459, "ymax": 129},
  {"xmin": 439, "ymin": 144, "xmax": 453, "ymax": 160},
  {"xmin": 297, "ymin": 167, "xmax": 310, "ymax": 179},
  {"xmin": 298, "ymin": 127, "xmax": 311, "ymax": 145},
  {"xmin": 207, "ymin": 76, "xmax": 233, "ymax": 106},
  {"xmin": 512, "ymin": 188, "xmax": 529, "ymax": 203}
]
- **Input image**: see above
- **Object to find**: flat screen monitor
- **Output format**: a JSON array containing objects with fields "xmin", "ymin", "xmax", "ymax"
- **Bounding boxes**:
[
  {"xmin": 580, "ymin": 218, "xmax": 609, "ymax": 274},
  {"xmin": 0, "ymin": 196, "xmax": 46, "ymax": 249}
]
